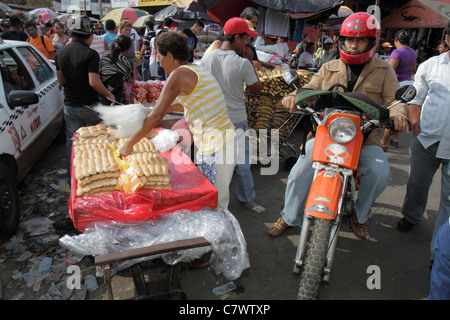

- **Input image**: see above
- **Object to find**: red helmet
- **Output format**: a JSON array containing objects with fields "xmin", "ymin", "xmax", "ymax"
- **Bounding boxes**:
[{"xmin": 339, "ymin": 12, "xmax": 380, "ymax": 65}]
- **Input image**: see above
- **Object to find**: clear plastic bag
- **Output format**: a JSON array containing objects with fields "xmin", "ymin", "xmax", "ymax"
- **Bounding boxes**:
[
  {"xmin": 150, "ymin": 128, "xmax": 179, "ymax": 152},
  {"xmin": 59, "ymin": 209, "xmax": 250, "ymax": 281}
]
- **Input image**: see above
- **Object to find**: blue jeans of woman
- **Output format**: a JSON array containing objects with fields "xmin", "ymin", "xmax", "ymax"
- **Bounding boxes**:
[
  {"xmin": 64, "ymin": 105, "xmax": 102, "ymax": 181},
  {"xmin": 401, "ymin": 135, "xmax": 450, "ymax": 258},
  {"xmin": 280, "ymin": 138, "xmax": 391, "ymax": 226},
  {"xmin": 233, "ymin": 121, "xmax": 255, "ymax": 207},
  {"xmin": 141, "ymin": 58, "xmax": 150, "ymax": 81}
]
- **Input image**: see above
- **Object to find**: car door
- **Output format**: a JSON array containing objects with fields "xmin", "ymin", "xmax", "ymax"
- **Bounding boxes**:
[
  {"xmin": 0, "ymin": 47, "xmax": 38, "ymax": 149},
  {"xmin": 15, "ymin": 45, "xmax": 63, "ymax": 133}
]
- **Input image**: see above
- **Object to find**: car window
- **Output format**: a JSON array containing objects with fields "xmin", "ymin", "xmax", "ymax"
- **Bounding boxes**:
[
  {"xmin": 0, "ymin": 49, "xmax": 33, "ymax": 93},
  {"xmin": 16, "ymin": 46, "xmax": 54, "ymax": 84}
]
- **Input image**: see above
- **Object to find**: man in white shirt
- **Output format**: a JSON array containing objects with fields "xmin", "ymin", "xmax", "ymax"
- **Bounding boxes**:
[
  {"xmin": 397, "ymin": 21, "xmax": 450, "ymax": 263},
  {"xmin": 254, "ymin": 33, "xmax": 287, "ymax": 58},
  {"xmin": 315, "ymin": 37, "xmax": 337, "ymax": 68},
  {"xmin": 297, "ymin": 42, "xmax": 315, "ymax": 68},
  {"xmin": 201, "ymin": 17, "xmax": 262, "ymax": 209}
]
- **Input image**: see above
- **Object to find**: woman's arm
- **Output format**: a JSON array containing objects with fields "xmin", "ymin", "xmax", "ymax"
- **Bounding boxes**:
[
  {"xmin": 119, "ymin": 67, "xmax": 198, "ymax": 157},
  {"xmin": 388, "ymin": 58, "xmax": 399, "ymax": 71}
]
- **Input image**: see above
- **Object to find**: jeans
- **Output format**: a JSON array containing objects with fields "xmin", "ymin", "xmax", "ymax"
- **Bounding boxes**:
[
  {"xmin": 64, "ymin": 105, "xmax": 102, "ymax": 179},
  {"xmin": 401, "ymin": 135, "xmax": 450, "ymax": 257},
  {"xmin": 157, "ymin": 62, "xmax": 166, "ymax": 81},
  {"xmin": 196, "ymin": 130, "xmax": 240, "ymax": 212},
  {"xmin": 141, "ymin": 58, "xmax": 150, "ymax": 81},
  {"xmin": 281, "ymin": 138, "xmax": 391, "ymax": 226},
  {"xmin": 428, "ymin": 219, "xmax": 450, "ymax": 300},
  {"xmin": 233, "ymin": 121, "xmax": 255, "ymax": 207}
]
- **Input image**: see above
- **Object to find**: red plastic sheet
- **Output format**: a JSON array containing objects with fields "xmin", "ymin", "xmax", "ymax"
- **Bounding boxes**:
[{"xmin": 68, "ymin": 144, "xmax": 218, "ymax": 232}]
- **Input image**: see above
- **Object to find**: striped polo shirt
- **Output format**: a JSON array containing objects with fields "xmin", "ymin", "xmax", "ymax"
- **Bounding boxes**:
[{"xmin": 178, "ymin": 64, "xmax": 235, "ymax": 155}]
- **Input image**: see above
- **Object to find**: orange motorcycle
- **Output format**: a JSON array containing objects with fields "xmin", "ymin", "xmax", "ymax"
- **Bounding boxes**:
[{"xmin": 281, "ymin": 70, "xmax": 416, "ymax": 299}]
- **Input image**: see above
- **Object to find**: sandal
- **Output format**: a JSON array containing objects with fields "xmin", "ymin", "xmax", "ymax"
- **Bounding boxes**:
[
  {"xmin": 381, "ymin": 144, "xmax": 388, "ymax": 152},
  {"xmin": 268, "ymin": 217, "xmax": 291, "ymax": 237},
  {"xmin": 351, "ymin": 212, "xmax": 368, "ymax": 239}
]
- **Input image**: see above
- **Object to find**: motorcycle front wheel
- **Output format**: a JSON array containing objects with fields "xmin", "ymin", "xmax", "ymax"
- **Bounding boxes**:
[{"xmin": 297, "ymin": 218, "xmax": 332, "ymax": 300}]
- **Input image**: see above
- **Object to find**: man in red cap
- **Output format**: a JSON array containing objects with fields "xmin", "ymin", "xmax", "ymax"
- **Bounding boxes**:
[{"xmin": 201, "ymin": 17, "xmax": 262, "ymax": 210}]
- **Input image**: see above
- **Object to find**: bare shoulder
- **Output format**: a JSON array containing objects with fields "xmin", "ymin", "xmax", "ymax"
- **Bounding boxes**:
[{"xmin": 167, "ymin": 66, "xmax": 198, "ymax": 96}]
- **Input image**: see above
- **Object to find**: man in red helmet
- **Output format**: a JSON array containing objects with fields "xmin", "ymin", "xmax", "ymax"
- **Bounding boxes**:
[{"xmin": 268, "ymin": 12, "xmax": 409, "ymax": 239}]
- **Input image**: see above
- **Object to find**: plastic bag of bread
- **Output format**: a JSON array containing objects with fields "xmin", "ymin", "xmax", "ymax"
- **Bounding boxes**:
[{"xmin": 117, "ymin": 167, "xmax": 146, "ymax": 194}]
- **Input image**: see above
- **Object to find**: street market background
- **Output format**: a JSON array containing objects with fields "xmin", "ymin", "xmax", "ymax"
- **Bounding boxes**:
[
  {"xmin": 1, "ymin": 0, "xmax": 449, "ymax": 63},
  {"xmin": 0, "ymin": 0, "xmax": 447, "ymax": 301}
]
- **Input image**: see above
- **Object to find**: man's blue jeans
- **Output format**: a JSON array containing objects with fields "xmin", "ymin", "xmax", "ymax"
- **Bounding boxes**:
[
  {"xmin": 401, "ymin": 135, "xmax": 450, "ymax": 257},
  {"xmin": 233, "ymin": 121, "xmax": 255, "ymax": 207},
  {"xmin": 280, "ymin": 138, "xmax": 391, "ymax": 226},
  {"xmin": 429, "ymin": 219, "xmax": 450, "ymax": 300},
  {"xmin": 141, "ymin": 58, "xmax": 150, "ymax": 81},
  {"xmin": 64, "ymin": 105, "xmax": 102, "ymax": 180}
]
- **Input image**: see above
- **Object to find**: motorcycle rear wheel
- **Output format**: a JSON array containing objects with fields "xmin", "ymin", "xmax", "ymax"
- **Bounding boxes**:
[{"xmin": 297, "ymin": 218, "xmax": 332, "ymax": 300}]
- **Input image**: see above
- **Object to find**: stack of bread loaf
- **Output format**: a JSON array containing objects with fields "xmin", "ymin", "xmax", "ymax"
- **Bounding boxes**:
[
  {"xmin": 72, "ymin": 124, "xmax": 171, "ymax": 197},
  {"xmin": 116, "ymin": 138, "xmax": 171, "ymax": 190}
]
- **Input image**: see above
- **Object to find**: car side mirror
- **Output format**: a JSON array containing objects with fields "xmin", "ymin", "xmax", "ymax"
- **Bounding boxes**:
[{"xmin": 8, "ymin": 90, "xmax": 39, "ymax": 108}]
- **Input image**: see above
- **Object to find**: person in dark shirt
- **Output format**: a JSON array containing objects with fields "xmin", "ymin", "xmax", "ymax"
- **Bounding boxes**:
[
  {"xmin": 182, "ymin": 20, "xmax": 204, "ymax": 63},
  {"xmin": 1, "ymin": 16, "xmax": 28, "ymax": 41},
  {"xmin": 55, "ymin": 15, "xmax": 114, "ymax": 180},
  {"xmin": 140, "ymin": 20, "xmax": 156, "ymax": 81}
]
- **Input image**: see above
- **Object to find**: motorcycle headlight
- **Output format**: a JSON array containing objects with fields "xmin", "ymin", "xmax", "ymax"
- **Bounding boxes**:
[{"xmin": 328, "ymin": 118, "xmax": 357, "ymax": 144}]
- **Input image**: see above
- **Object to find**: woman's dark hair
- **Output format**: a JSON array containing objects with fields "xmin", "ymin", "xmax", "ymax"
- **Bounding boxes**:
[
  {"xmin": 110, "ymin": 34, "xmax": 132, "ymax": 63},
  {"xmin": 395, "ymin": 29, "xmax": 410, "ymax": 44},
  {"xmin": 155, "ymin": 31, "xmax": 190, "ymax": 62}
]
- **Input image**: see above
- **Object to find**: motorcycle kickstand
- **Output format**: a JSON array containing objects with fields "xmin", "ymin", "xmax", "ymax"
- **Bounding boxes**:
[{"xmin": 293, "ymin": 214, "xmax": 313, "ymax": 274}]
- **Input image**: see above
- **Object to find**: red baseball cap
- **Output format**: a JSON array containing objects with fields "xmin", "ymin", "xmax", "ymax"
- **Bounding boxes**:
[{"xmin": 224, "ymin": 17, "xmax": 258, "ymax": 38}]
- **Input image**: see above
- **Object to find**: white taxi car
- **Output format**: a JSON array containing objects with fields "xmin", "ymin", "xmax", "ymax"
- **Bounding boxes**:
[{"xmin": 0, "ymin": 39, "xmax": 64, "ymax": 240}]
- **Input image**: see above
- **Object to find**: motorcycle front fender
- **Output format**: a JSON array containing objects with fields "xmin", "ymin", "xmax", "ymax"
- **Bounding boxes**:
[{"xmin": 304, "ymin": 170, "xmax": 343, "ymax": 220}]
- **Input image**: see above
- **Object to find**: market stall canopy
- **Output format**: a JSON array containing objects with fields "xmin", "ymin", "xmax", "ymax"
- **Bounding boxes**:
[
  {"xmin": 101, "ymin": 7, "xmax": 149, "ymax": 24},
  {"xmin": 253, "ymin": 0, "xmax": 342, "ymax": 15},
  {"xmin": 132, "ymin": 15, "xmax": 152, "ymax": 28},
  {"xmin": 418, "ymin": 0, "xmax": 450, "ymax": 20},
  {"xmin": 0, "ymin": 3, "xmax": 12, "ymax": 19},
  {"xmin": 154, "ymin": 4, "xmax": 214, "ymax": 22},
  {"xmin": 174, "ymin": 0, "xmax": 253, "ymax": 24},
  {"xmin": 322, "ymin": 5, "xmax": 353, "ymax": 25},
  {"xmin": 381, "ymin": 0, "xmax": 448, "ymax": 29}
]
